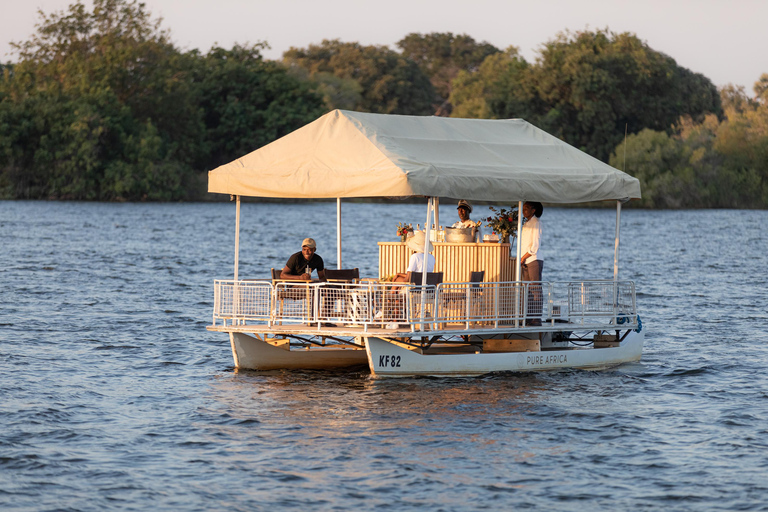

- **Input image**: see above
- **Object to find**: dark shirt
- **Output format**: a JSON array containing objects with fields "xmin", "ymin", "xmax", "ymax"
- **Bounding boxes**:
[{"xmin": 285, "ymin": 251, "xmax": 324, "ymax": 276}]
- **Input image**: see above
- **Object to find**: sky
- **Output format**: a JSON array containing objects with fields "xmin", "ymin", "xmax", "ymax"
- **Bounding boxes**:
[{"xmin": 1, "ymin": 0, "xmax": 765, "ymax": 93}]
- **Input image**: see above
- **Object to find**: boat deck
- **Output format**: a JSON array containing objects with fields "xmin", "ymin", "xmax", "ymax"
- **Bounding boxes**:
[
  {"xmin": 209, "ymin": 278, "xmax": 639, "ymax": 340},
  {"xmin": 207, "ymin": 319, "xmax": 621, "ymax": 338}
]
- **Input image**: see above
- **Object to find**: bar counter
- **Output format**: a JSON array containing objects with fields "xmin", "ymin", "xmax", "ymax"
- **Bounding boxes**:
[{"xmin": 378, "ymin": 241, "xmax": 516, "ymax": 282}]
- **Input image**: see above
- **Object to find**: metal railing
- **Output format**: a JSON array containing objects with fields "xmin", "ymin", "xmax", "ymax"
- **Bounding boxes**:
[{"xmin": 211, "ymin": 279, "xmax": 638, "ymax": 331}]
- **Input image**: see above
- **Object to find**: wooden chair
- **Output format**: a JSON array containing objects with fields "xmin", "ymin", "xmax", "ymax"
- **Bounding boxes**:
[{"xmin": 271, "ymin": 268, "xmax": 311, "ymax": 323}]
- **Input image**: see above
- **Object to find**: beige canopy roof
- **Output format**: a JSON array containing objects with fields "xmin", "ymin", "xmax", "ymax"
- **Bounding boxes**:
[{"xmin": 208, "ymin": 109, "xmax": 641, "ymax": 203}]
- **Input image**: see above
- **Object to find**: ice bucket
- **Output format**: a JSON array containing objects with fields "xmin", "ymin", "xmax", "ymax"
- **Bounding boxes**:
[{"xmin": 444, "ymin": 226, "xmax": 475, "ymax": 243}]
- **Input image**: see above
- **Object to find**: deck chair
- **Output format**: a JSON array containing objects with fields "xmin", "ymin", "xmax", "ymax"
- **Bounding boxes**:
[
  {"xmin": 322, "ymin": 268, "xmax": 360, "ymax": 321},
  {"xmin": 271, "ymin": 268, "xmax": 312, "ymax": 323},
  {"xmin": 440, "ymin": 271, "xmax": 485, "ymax": 327},
  {"xmin": 324, "ymin": 268, "xmax": 360, "ymax": 283},
  {"xmin": 408, "ymin": 272, "xmax": 444, "ymax": 286},
  {"xmin": 407, "ymin": 272, "xmax": 443, "ymax": 325}
]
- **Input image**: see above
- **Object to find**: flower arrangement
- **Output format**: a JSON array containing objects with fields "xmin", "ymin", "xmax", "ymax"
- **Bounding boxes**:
[
  {"xmin": 484, "ymin": 206, "xmax": 519, "ymax": 242},
  {"xmin": 396, "ymin": 222, "xmax": 414, "ymax": 242}
]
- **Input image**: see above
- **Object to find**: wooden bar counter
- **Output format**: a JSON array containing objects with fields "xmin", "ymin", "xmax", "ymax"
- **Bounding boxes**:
[{"xmin": 378, "ymin": 242, "xmax": 516, "ymax": 282}]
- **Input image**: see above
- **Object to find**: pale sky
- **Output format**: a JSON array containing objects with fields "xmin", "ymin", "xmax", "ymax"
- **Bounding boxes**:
[{"xmin": 1, "ymin": 0, "xmax": 765, "ymax": 93}]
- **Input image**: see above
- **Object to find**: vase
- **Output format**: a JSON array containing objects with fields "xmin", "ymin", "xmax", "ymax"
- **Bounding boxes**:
[
  {"xmin": 500, "ymin": 233, "xmax": 510, "ymax": 244},
  {"xmin": 400, "ymin": 234, "xmax": 408, "ymax": 242}
]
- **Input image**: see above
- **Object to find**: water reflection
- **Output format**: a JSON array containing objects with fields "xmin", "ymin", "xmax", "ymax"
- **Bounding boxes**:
[{"xmin": 3, "ymin": 202, "xmax": 768, "ymax": 511}]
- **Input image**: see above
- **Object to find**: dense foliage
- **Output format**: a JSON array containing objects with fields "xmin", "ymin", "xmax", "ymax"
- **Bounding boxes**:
[
  {"xmin": 282, "ymin": 39, "xmax": 434, "ymax": 115},
  {"xmin": 450, "ymin": 29, "xmax": 723, "ymax": 162},
  {"xmin": 0, "ymin": 3, "xmax": 764, "ymax": 207},
  {"xmin": 397, "ymin": 32, "xmax": 499, "ymax": 115},
  {"xmin": 610, "ymin": 76, "xmax": 768, "ymax": 208},
  {"xmin": 0, "ymin": 0, "xmax": 323, "ymax": 200},
  {"xmin": 193, "ymin": 44, "xmax": 325, "ymax": 171}
]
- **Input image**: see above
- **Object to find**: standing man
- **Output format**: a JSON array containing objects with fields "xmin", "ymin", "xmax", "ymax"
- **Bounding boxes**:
[
  {"xmin": 281, "ymin": 238, "xmax": 327, "ymax": 281},
  {"xmin": 452, "ymin": 199, "xmax": 480, "ymax": 241},
  {"xmin": 520, "ymin": 202, "xmax": 544, "ymax": 326},
  {"xmin": 452, "ymin": 199, "xmax": 475, "ymax": 228}
]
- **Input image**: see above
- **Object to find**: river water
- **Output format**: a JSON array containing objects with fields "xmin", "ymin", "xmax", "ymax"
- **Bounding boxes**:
[{"xmin": 2, "ymin": 201, "xmax": 767, "ymax": 511}]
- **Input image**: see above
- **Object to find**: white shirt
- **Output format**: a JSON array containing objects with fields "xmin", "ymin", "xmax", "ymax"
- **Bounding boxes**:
[
  {"xmin": 406, "ymin": 252, "xmax": 436, "ymax": 273},
  {"xmin": 452, "ymin": 219, "xmax": 475, "ymax": 228},
  {"xmin": 520, "ymin": 216, "xmax": 542, "ymax": 264}
]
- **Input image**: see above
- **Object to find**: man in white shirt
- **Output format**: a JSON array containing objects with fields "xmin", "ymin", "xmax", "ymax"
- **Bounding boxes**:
[
  {"xmin": 452, "ymin": 199, "xmax": 475, "ymax": 228},
  {"xmin": 520, "ymin": 201, "xmax": 544, "ymax": 326},
  {"xmin": 394, "ymin": 230, "xmax": 435, "ymax": 282}
]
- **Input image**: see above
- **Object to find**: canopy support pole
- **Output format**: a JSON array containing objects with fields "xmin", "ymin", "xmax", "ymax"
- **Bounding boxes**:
[
  {"xmin": 515, "ymin": 201, "xmax": 523, "ymax": 282},
  {"xmin": 419, "ymin": 198, "xmax": 435, "ymax": 329},
  {"xmin": 613, "ymin": 200, "xmax": 622, "ymax": 321},
  {"xmin": 422, "ymin": 197, "xmax": 434, "ymax": 286},
  {"xmin": 337, "ymin": 198, "xmax": 342, "ymax": 269},
  {"xmin": 515, "ymin": 200, "xmax": 524, "ymax": 328},
  {"xmin": 614, "ymin": 200, "xmax": 621, "ymax": 281},
  {"xmin": 233, "ymin": 195, "xmax": 241, "ymax": 281},
  {"xmin": 433, "ymin": 197, "xmax": 439, "ymax": 233}
]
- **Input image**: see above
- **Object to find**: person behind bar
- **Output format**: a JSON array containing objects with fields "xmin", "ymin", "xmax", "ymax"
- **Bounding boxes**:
[
  {"xmin": 281, "ymin": 237, "xmax": 327, "ymax": 281},
  {"xmin": 452, "ymin": 199, "xmax": 476, "ymax": 228},
  {"xmin": 520, "ymin": 201, "xmax": 544, "ymax": 326}
]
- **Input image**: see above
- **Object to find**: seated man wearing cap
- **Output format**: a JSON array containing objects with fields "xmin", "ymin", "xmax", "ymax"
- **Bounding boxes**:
[{"xmin": 281, "ymin": 237, "xmax": 327, "ymax": 281}]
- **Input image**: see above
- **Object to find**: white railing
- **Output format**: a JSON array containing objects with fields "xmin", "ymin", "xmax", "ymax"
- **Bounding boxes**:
[{"xmin": 211, "ymin": 279, "xmax": 638, "ymax": 331}]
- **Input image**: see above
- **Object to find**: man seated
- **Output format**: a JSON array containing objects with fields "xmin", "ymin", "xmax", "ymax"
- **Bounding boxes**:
[
  {"xmin": 280, "ymin": 238, "xmax": 327, "ymax": 281},
  {"xmin": 394, "ymin": 230, "xmax": 435, "ymax": 283},
  {"xmin": 279, "ymin": 238, "xmax": 332, "ymax": 326}
]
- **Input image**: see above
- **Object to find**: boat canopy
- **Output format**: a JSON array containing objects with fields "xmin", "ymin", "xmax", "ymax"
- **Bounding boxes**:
[{"xmin": 208, "ymin": 109, "xmax": 641, "ymax": 203}]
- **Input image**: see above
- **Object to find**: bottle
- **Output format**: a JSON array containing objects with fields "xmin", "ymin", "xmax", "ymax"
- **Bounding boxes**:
[{"xmin": 306, "ymin": 266, "xmax": 312, "ymax": 278}]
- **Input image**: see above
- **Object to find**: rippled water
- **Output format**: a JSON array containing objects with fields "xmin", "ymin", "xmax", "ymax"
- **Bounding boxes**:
[{"xmin": 2, "ymin": 201, "xmax": 767, "ymax": 511}]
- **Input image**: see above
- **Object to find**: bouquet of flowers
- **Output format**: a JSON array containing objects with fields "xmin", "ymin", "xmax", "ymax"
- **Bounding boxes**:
[
  {"xmin": 484, "ymin": 206, "xmax": 519, "ymax": 242},
  {"xmin": 396, "ymin": 222, "xmax": 414, "ymax": 241}
]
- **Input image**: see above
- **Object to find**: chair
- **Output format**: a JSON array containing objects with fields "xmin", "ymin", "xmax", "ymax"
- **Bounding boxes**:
[
  {"xmin": 271, "ymin": 268, "xmax": 312, "ymax": 323},
  {"xmin": 407, "ymin": 272, "xmax": 443, "ymax": 325},
  {"xmin": 440, "ymin": 271, "xmax": 485, "ymax": 327},
  {"xmin": 408, "ymin": 272, "xmax": 444, "ymax": 286},
  {"xmin": 323, "ymin": 268, "xmax": 360, "ymax": 322},
  {"xmin": 324, "ymin": 268, "xmax": 360, "ymax": 283}
]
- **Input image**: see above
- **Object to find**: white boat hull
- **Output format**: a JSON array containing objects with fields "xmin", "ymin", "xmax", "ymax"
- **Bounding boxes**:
[
  {"xmin": 365, "ymin": 330, "xmax": 644, "ymax": 377},
  {"xmin": 229, "ymin": 332, "xmax": 368, "ymax": 371}
]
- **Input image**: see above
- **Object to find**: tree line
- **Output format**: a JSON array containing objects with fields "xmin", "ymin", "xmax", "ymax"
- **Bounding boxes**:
[{"xmin": 1, "ymin": 0, "xmax": 765, "ymax": 207}]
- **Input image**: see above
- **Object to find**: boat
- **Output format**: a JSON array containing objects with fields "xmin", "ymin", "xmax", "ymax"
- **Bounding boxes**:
[{"xmin": 206, "ymin": 109, "xmax": 643, "ymax": 377}]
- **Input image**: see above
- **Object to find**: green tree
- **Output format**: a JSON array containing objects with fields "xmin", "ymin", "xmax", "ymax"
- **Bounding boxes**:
[
  {"xmin": 193, "ymin": 43, "xmax": 326, "ymax": 170},
  {"xmin": 710, "ymin": 77, "xmax": 768, "ymax": 207},
  {"xmin": 754, "ymin": 73, "xmax": 768, "ymax": 103},
  {"xmin": 0, "ymin": 0, "xmax": 202, "ymax": 200},
  {"xmin": 528, "ymin": 29, "xmax": 722, "ymax": 162},
  {"xmin": 449, "ymin": 47, "xmax": 531, "ymax": 119},
  {"xmin": 283, "ymin": 39, "xmax": 434, "ymax": 115},
  {"xmin": 610, "ymin": 78, "xmax": 768, "ymax": 210},
  {"xmin": 719, "ymin": 84, "xmax": 756, "ymax": 114},
  {"xmin": 397, "ymin": 32, "xmax": 499, "ymax": 114}
]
